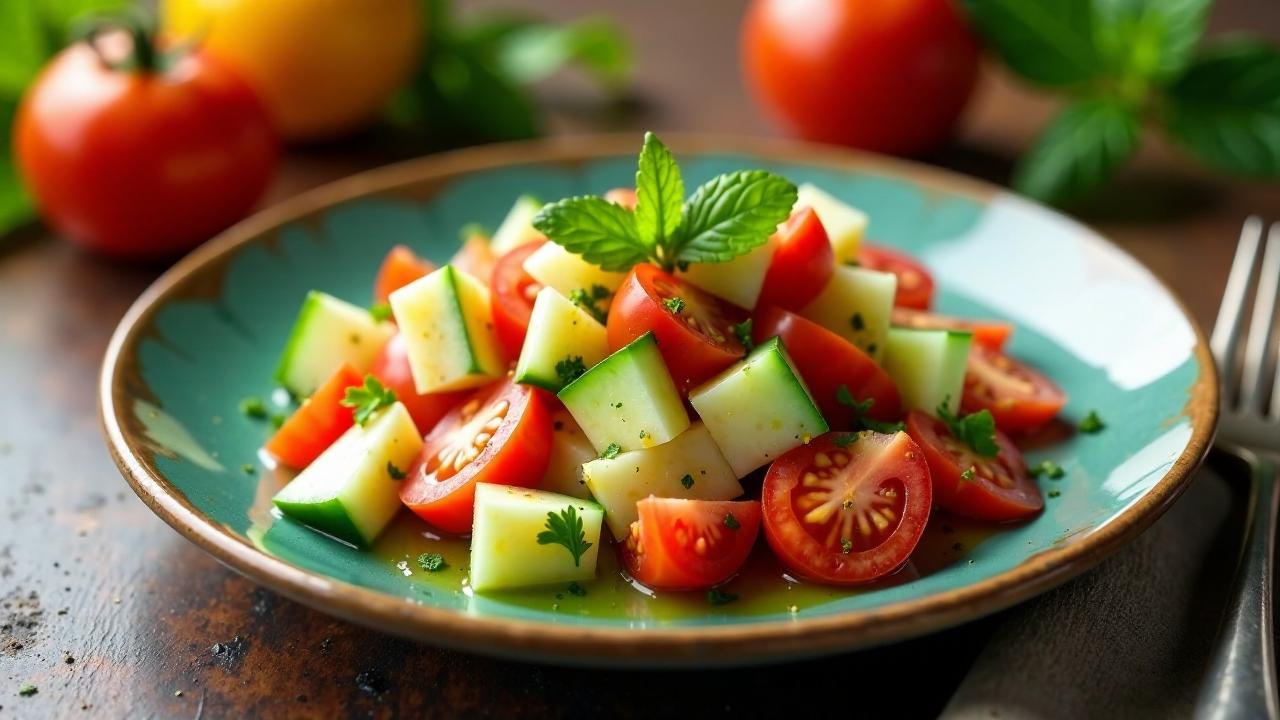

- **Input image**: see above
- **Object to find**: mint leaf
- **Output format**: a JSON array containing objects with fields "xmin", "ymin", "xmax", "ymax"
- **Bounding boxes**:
[
  {"xmin": 1092, "ymin": 0, "xmax": 1209, "ymax": 83},
  {"xmin": 1014, "ymin": 99, "xmax": 1140, "ymax": 204},
  {"xmin": 532, "ymin": 196, "xmax": 649, "ymax": 272},
  {"xmin": 1165, "ymin": 39, "xmax": 1280, "ymax": 177},
  {"xmin": 634, "ymin": 131, "xmax": 684, "ymax": 249},
  {"xmin": 937, "ymin": 401, "xmax": 1000, "ymax": 458},
  {"xmin": 964, "ymin": 0, "xmax": 1102, "ymax": 87},
  {"xmin": 494, "ymin": 18, "xmax": 631, "ymax": 92},
  {"xmin": 673, "ymin": 170, "xmax": 797, "ymax": 265}
]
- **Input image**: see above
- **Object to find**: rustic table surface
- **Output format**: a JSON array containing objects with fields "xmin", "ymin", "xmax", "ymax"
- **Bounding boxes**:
[{"xmin": 3, "ymin": 1, "xmax": 1279, "ymax": 717}]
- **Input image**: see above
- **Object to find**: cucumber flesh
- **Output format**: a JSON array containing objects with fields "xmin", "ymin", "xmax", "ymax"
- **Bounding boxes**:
[
  {"xmin": 514, "ymin": 287, "xmax": 610, "ymax": 392},
  {"xmin": 800, "ymin": 265, "xmax": 896, "ymax": 363},
  {"xmin": 389, "ymin": 265, "xmax": 505, "ymax": 393},
  {"xmin": 539, "ymin": 409, "xmax": 597, "ymax": 501},
  {"xmin": 274, "ymin": 291, "xmax": 393, "ymax": 397},
  {"xmin": 490, "ymin": 195, "xmax": 544, "ymax": 256},
  {"xmin": 469, "ymin": 484, "xmax": 604, "ymax": 591},
  {"xmin": 522, "ymin": 242, "xmax": 627, "ymax": 298},
  {"xmin": 797, "ymin": 183, "xmax": 867, "ymax": 263},
  {"xmin": 677, "ymin": 234, "xmax": 778, "ymax": 309},
  {"xmin": 883, "ymin": 327, "xmax": 972, "ymax": 415}
]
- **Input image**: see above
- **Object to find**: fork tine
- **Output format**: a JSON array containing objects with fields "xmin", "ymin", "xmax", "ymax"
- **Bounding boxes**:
[
  {"xmin": 1242, "ymin": 223, "xmax": 1280, "ymax": 414},
  {"xmin": 1212, "ymin": 217, "xmax": 1266, "ymax": 396}
]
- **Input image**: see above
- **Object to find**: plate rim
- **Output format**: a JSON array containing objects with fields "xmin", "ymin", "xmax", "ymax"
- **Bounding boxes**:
[{"xmin": 98, "ymin": 133, "xmax": 1218, "ymax": 666}]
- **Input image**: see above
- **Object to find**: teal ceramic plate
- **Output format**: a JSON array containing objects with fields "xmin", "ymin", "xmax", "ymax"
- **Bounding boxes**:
[{"xmin": 100, "ymin": 135, "xmax": 1216, "ymax": 667}]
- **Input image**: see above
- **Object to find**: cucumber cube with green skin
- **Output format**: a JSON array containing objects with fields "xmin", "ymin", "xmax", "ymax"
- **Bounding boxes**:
[
  {"xmin": 583, "ymin": 422, "xmax": 742, "ymax": 539},
  {"xmin": 689, "ymin": 337, "xmax": 828, "ymax": 477},
  {"xmin": 522, "ymin": 241, "xmax": 627, "ymax": 299},
  {"xmin": 514, "ymin": 287, "xmax": 610, "ymax": 392},
  {"xmin": 274, "ymin": 291, "xmax": 394, "ymax": 397},
  {"xmin": 800, "ymin": 265, "xmax": 896, "ymax": 363},
  {"xmin": 539, "ymin": 409, "xmax": 597, "ymax": 501},
  {"xmin": 883, "ymin": 327, "xmax": 972, "ymax": 415},
  {"xmin": 677, "ymin": 234, "xmax": 779, "ymax": 309},
  {"xmin": 272, "ymin": 402, "xmax": 423, "ymax": 547},
  {"xmin": 797, "ymin": 183, "xmax": 868, "ymax": 264},
  {"xmin": 389, "ymin": 265, "xmax": 505, "ymax": 394},
  {"xmin": 469, "ymin": 484, "xmax": 604, "ymax": 592},
  {"xmin": 490, "ymin": 195, "xmax": 543, "ymax": 256}
]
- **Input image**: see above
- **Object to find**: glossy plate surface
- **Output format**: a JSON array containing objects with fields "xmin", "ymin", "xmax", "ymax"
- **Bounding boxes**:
[{"xmin": 100, "ymin": 136, "xmax": 1216, "ymax": 666}]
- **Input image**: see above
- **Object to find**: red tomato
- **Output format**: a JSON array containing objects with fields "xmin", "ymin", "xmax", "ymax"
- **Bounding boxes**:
[
  {"xmin": 753, "ymin": 305, "xmax": 901, "ymax": 427},
  {"xmin": 757, "ymin": 207, "xmax": 835, "ymax": 312},
  {"xmin": 741, "ymin": 0, "xmax": 980, "ymax": 156},
  {"xmin": 451, "ymin": 232, "xmax": 497, "ymax": 284},
  {"xmin": 607, "ymin": 264, "xmax": 749, "ymax": 391},
  {"xmin": 15, "ymin": 31, "xmax": 277, "ymax": 259},
  {"xmin": 905, "ymin": 411, "xmax": 1042, "ymax": 521},
  {"xmin": 961, "ymin": 345, "xmax": 1067, "ymax": 434},
  {"xmin": 622, "ymin": 498, "xmax": 761, "ymax": 591},
  {"xmin": 859, "ymin": 244, "xmax": 935, "ymax": 310},
  {"xmin": 400, "ymin": 379, "xmax": 552, "ymax": 533},
  {"xmin": 373, "ymin": 245, "xmax": 435, "ymax": 305},
  {"xmin": 763, "ymin": 431, "xmax": 931, "ymax": 585},
  {"xmin": 604, "ymin": 187, "xmax": 638, "ymax": 210},
  {"xmin": 490, "ymin": 240, "xmax": 547, "ymax": 360},
  {"xmin": 891, "ymin": 307, "xmax": 1013, "ymax": 352},
  {"xmin": 265, "ymin": 364, "xmax": 363, "ymax": 468},
  {"xmin": 369, "ymin": 333, "xmax": 469, "ymax": 434}
]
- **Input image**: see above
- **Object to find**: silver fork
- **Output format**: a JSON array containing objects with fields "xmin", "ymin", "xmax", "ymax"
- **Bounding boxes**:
[{"xmin": 1196, "ymin": 217, "xmax": 1280, "ymax": 720}]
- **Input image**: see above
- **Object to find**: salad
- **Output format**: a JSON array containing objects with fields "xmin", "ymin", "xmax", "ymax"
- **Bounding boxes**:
[{"xmin": 262, "ymin": 133, "xmax": 1080, "ymax": 598}]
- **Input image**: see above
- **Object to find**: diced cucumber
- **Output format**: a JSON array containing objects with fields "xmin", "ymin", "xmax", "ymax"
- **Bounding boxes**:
[
  {"xmin": 797, "ymin": 183, "xmax": 868, "ymax": 263},
  {"xmin": 558, "ymin": 332, "xmax": 690, "ymax": 453},
  {"xmin": 272, "ymin": 402, "xmax": 423, "ymax": 547},
  {"xmin": 583, "ymin": 422, "xmax": 742, "ymax": 539},
  {"xmin": 677, "ymin": 234, "xmax": 778, "ymax": 309},
  {"xmin": 389, "ymin": 265, "xmax": 505, "ymax": 393},
  {"xmin": 514, "ymin": 287, "xmax": 610, "ymax": 392},
  {"xmin": 490, "ymin": 195, "xmax": 544, "ymax": 256},
  {"xmin": 689, "ymin": 337, "xmax": 828, "ymax": 477},
  {"xmin": 800, "ymin": 265, "xmax": 896, "ymax": 363},
  {"xmin": 274, "ymin": 291, "xmax": 393, "ymax": 397},
  {"xmin": 539, "ymin": 409, "xmax": 597, "ymax": 500},
  {"xmin": 469, "ymin": 484, "xmax": 604, "ymax": 591},
  {"xmin": 523, "ymin": 241, "xmax": 627, "ymax": 298},
  {"xmin": 883, "ymin": 327, "xmax": 972, "ymax": 415}
]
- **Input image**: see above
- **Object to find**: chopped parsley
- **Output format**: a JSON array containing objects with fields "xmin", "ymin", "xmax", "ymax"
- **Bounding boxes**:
[
  {"xmin": 567, "ymin": 581, "xmax": 588, "ymax": 597},
  {"xmin": 832, "ymin": 432, "xmax": 859, "ymax": 448},
  {"xmin": 387, "ymin": 461, "xmax": 407, "ymax": 480},
  {"xmin": 835, "ymin": 386, "xmax": 905, "ymax": 434},
  {"xmin": 1079, "ymin": 410, "xmax": 1106, "ymax": 434},
  {"xmin": 865, "ymin": 342, "xmax": 877, "ymax": 355},
  {"xmin": 724, "ymin": 513, "xmax": 741, "ymax": 530},
  {"xmin": 241, "ymin": 464, "xmax": 256, "ymax": 475},
  {"xmin": 937, "ymin": 399, "xmax": 999, "ymax": 457},
  {"xmin": 1048, "ymin": 489, "xmax": 1062, "ymax": 499},
  {"xmin": 680, "ymin": 474, "xmax": 694, "ymax": 489},
  {"xmin": 600, "ymin": 443, "xmax": 622, "ymax": 459},
  {"xmin": 568, "ymin": 285, "xmax": 610, "ymax": 323},
  {"xmin": 663, "ymin": 296, "xmax": 686, "ymax": 314},
  {"xmin": 851, "ymin": 312, "xmax": 865, "ymax": 331},
  {"xmin": 18, "ymin": 683, "xmax": 37, "ymax": 697},
  {"xmin": 537, "ymin": 505, "xmax": 594, "ymax": 567},
  {"xmin": 341, "ymin": 375, "xmax": 398, "ymax": 426},
  {"xmin": 416, "ymin": 553, "xmax": 446, "ymax": 572},
  {"xmin": 270, "ymin": 412, "xmax": 287, "ymax": 429},
  {"xmin": 960, "ymin": 466, "xmax": 976, "ymax": 482},
  {"xmin": 732, "ymin": 319, "xmax": 754, "ymax": 353},
  {"xmin": 707, "ymin": 588, "xmax": 738, "ymax": 606},
  {"xmin": 1030, "ymin": 460, "xmax": 1065, "ymax": 479},
  {"xmin": 555, "ymin": 356, "xmax": 588, "ymax": 386},
  {"xmin": 368, "ymin": 302, "xmax": 393, "ymax": 323},
  {"xmin": 840, "ymin": 537, "xmax": 853, "ymax": 554},
  {"xmin": 239, "ymin": 396, "xmax": 268, "ymax": 420}
]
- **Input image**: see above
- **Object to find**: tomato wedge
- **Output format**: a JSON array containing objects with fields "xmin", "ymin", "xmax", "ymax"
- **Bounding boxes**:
[
  {"xmin": 265, "ymin": 364, "xmax": 363, "ymax": 469},
  {"xmin": 604, "ymin": 187, "xmax": 638, "ymax": 210},
  {"xmin": 757, "ymin": 207, "xmax": 835, "ymax": 312},
  {"xmin": 753, "ymin": 305, "xmax": 901, "ymax": 427},
  {"xmin": 607, "ymin": 264, "xmax": 749, "ymax": 391},
  {"xmin": 858, "ymin": 243, "xmax": 934, "ymax": 310},
  {"xmin": 762, "ymin": 431, "xmax": 931, "ymax": 585},
  {"xmin": 400, "ymin": 379, "xmax": 552, "ymax": 533},
  {"xmin": 961, "ymin": 345, "xmax": 1066, "ymax": 434},
  {"xmin": 490, "ymin": 239, "xmax": 546, "ymax": 359},
  {"xmin": 891, "ymin": 307, "xmax": 1013, "ymax": 352},
  {"xmin": 451, "ymin": 231, "xmax": 497, "ymax": 284},
  {"xmin": 905, "ymin": 411, "xmax": 1042, "ymax": 521},
  {"xmin": 373, "ymin": 245, "xmax": 435, "ymax": 305},
  {"xmin": 370, "ymin": 333, "xmax": 470, "ymax": 434},
  {"xmin": 622, "ymin": 498, "xmax": 761, "ymax": 591}
]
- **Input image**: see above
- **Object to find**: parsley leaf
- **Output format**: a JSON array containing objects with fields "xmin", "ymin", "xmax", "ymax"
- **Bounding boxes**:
[
  {"xmin": 732, "ymin": 319, "xmax": 754, "ymax": 353},
  {"xmin": 724, "ymin": 513, "xmax": 741, "ymax": 530},
  {"xmin": 568, "ymin": 287, "xmax": 608, "ymax": 323},
  {"xmin": 239, "ymin": 396, "xmax": 268, "ymax": 420},
  {"xmin": 368, "ymin": 302, "xmax": 393, "ymax": 323},
  {"xmin": 1030, "ymin": 460, "xmax": 1066, "ymax": 479},
  {"xmin": 840, "ymin": 537, "xmax": 853, "ymax": 554},
  {"xmin": 634, "ymin": 131, "xmax": 685, "ymax": 249},
  {"xmin": 680, "ymin": 473, "xmax": 694, "ymax": 489},
  {"xmin": 555, "ymin": 355, "xmax": 588, "ymax": 387},
  {"xmin": 960, "ymin": 466, "xmax": 976, "ymax": 482},
  {"xmin": 537, "ymin": 505, "xmax": 594, "ymax": 566},
  {"xmin": 567, "ymin": 581, "xmax": 588, "ymax": 597},
  {"xmin": 937, "ymin": 399, "xmax": 1000, "ymax": 458},
  {"xmin": 672, "ymin": 170, "xmax": 798, "ymax": 265},
  {"xmin": 707, "ymin": 588, "xmax": 738, "ymax": 606},
  {"xmin": 1078, "ymin": 410, "xmax": 1106, "ymax": 434},
  {"xmin": 835, "ymin": 386, "xmax": 905, "ymax": 434},
  {"xmin": 663, "ymin": 296, "xmax": 685, "ymax": 314},
  {"xmin": 387, "ymin": 461, "xmax": 407, "ymax": 480},
  {"xmin": 600, "ymin": 442, "xmax": 622, "ymax": 459},
  {"xmin": 19, "ymin": 683, "xmax": 37, "ymax": 697},
  {"xmin": 416, "ymin": 553, "xmax": 446, "ymax": 572},
  {"xmin": 832, "ymin": 432, "xmax": 859, "ymax": 448},
  {"xmin": 341, "ymin": 375, "xmax": 398, "ymax": 426}
]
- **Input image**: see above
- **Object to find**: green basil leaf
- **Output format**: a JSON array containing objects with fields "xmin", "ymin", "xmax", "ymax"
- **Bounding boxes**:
[
  {"xmin": 533, "ymin": 196, "xmax": 649, "ymax": 272},
  {"xmin": 673, "ymin": 170, "xmax": 796, "ymax": 265},
  {"xmin": 633, "ymin": 131, "xmax": 683, "ymax": 248},
  {"xmin": 1092, "ymin": 0, "xmax": 1209, "ymax": 83},
  {"xmin": 0, "ymin": 97, "xmax": 32, "ymax": 239},
  {"xmin": 1014, "ymin": 99, "xmax": 1140, "ymax": 204},
  {"xmin": 495, "ymin": 18, "xmax": 631, "ymax": 93},
  {"xmin": 1165, "ymin": 39, "xmax": 1280, "ymax": 177},
  {"xmin": 964, "ymin": 0, "xmax": 1102, "ymax": 86}
]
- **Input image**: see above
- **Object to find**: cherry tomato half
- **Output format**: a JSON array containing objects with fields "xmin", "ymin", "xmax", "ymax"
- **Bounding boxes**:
[
  {"xmin": 905, "ymin": 411, "xmax": 1042, "ymax": 521},
  {"xmin": 891, "ymin": 307, "xmax": 1013, "ymax": 352},
  {"xmin": 607, "ymin": 264, "xmax": 749, "ymax": 391},
  {"xmin": 451, "ymin": 232, "xmax": 497, "ymax": 285},
  {"xmin": 374, "ymin": 245, "xmax": 435, "ymax": 305},
  {"xmin": 623, "ymin": 498, "xmax": 761, "ymax": 591},
  {"xmin": 858, "ymin": 244, "xmax": 935, "ymax": 310},
  {"xmin": 961, "ymin": 345, "xmax": 1067, "ymax": 434},
  {"xmin": 490, "ymin": 240, "xmax": 547, "ymax": 360},
  {"xmin": 604, "ymin": 187, "xmax": 638, "ymax": 210},
  {"xmin": 369, "ymin": 334, "xmax": 470, "ymax": 434},
  {"xmin": 400, "ymin": 379, "xmax": 552, "ymax": 534},
  {"xmin": 762, "ymin": 431, "xmax": 931, "ymax": 585},
  {"xmin": 753, "ymin": 305, "xmax": 901, "ymax": 428},
  {"xmin": 757, "ymin": 207, "xmax": 835, "ymax": 312},
  {"xmin": 265, "ymin": 364, "xmax": 363, "ymax": 468}
]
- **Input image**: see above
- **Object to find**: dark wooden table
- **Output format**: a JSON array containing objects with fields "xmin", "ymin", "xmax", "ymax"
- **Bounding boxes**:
[{"xmin": 3, "ymin": 1, "xmax": 1278, "ymax": 717}]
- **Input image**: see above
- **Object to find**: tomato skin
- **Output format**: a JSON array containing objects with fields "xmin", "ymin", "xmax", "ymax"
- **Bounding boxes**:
[
  {"xmin": 623, "ymin": 498, "xmax": 761, "ymax": 591},
  {"xmin": 753, "ymin": 306, "xmax": 901, "ymax": 427},
  {"xmin": 858, "ymin": 244, "xmax": 935, "ymax": 310},
  {"xmin": 763, "ymin": 432, "xmax": 932, "ymax": 585},
  {"xmin": 891, "ymin": 308, "xmax": 1013, "ymax": 352},
  {"xmin": 265, "ymin": 364, "xmax": 363, "ymax": 468},
  {"xmin": 490, "ymin": 240, "xmax": 547, "ymax": 360},
  {"xmin": 742, "ymin": 0, "xmax": 980, "ymax": 156},
  {"xmin": 400, "ymin": 380, "xmax": 553, "ymax": 534},
  {"xmin": 369, "ymin": 334, "xmax": 469, "ymax": 434},
  {"xmin": 607, "ymin": 264, "xmax": 748, "ymax": 391},
  {"xmin": 374, "ymin": 246, "xmax": 435, "ymax": 305},
  {"xmin": 15, "ymin": 40, "xmax": 277, "ymax": 259},
  {"xmin": 905, "ymin": 411, "xmax": 1043, "ymax": 521},
  {"xmin": 451, "ymin": 232, "xmax": 497, "ymax": 285},
  {"xmin": 757, "ymin": 207, "xmax": 835, "ymax": 312},
  {"xmin": 961, "ymin": 345, "xmax": 1067, "ymax": 434}
]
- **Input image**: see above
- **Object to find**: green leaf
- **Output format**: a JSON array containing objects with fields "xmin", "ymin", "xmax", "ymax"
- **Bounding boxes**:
[
  {"xmin": 0, "ymin": 97, "xmax": 33, "ymax": 239},
  {"xmin": 416, "ymin": 552, "xmax": 446, "ymax": 572},
  {"xmin": 964, "ymin": 0, "xmax": 1102, "ymax": 86},
  {"xmin": 533, "ymin": 196, "xmax": 649, "ymax": 272},
  {"xmin": 1165, "ymin": 39, "xmax": 1280, "ymax": 177},
  {"xmin": 937, "ymin": 401, "xmax": 1000, "ymax": 458},
  {"xmin": 673, "ymin": 170, "xmax": 797, "ymax": 265},
  {"xmin": 494, "ymin": 18, "xmax": 631, "ymax": 92},
  {"xmin": 340, "ymin": 375, "xmax": 398, "ymax": 427},
  {"xmin": 536, "ymin": 505, "xmax": 593, "ymax": 567},
  {"xmin": 633, "ymin": 131, "xmax": 684, "ymax": 249},
  {"xmin": 1014, "ymin": 99, "xmax": 1140, "ymax": 204},
  {"xmin": 1092, "ymin": 0, "xmax": 1209, "ymax": 83}
]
